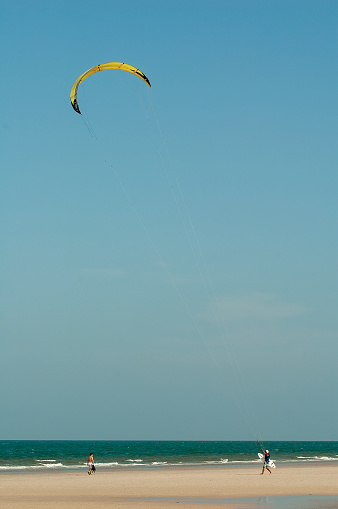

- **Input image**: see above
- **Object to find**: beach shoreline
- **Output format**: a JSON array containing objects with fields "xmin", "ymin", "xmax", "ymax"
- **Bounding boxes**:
[{"xmin": 1, "ymin": 463, "xmax": 338, "ymax": 508}]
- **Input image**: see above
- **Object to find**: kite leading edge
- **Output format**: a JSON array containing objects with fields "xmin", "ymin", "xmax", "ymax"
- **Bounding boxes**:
[{"xmin": 70, "ymin": 62, "xmax": 151, "ymax": 114}]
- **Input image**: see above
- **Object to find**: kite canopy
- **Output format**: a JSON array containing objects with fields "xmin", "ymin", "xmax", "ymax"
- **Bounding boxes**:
[{"xmin": 70, "ymin": 62, "xmax": 151, "ymax": 114}]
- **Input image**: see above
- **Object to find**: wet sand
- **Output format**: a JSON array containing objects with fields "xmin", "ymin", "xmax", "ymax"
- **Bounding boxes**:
[{"xmin": 1, "ymin": 463, "xmax": 338, "ymax": 508}]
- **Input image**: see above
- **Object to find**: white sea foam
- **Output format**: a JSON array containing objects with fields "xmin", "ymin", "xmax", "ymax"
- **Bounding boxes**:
[
  {"xmin": 230, "ymin": 460, "xmax": 261, "ymax": 464},
  {"xmin": 2, "ymin": 452, "xmax": 338, "ymax": 472},
  {"xmin": 0, "ymin": 463, "xmax": 64, "ymax": 470},
  {"xmin": 95, "ymin": 462, "xmax": 119, "ymax": 467},
  {"xmin": 296, "ymin": 455, "xmax": 338, "ymax": 462}
]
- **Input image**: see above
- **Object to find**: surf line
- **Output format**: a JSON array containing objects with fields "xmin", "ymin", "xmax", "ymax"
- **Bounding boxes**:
[
  {"xmin": 77, "ymin": 87, "xmax": 260, "ymax": 441},
  {"xmin": 148, "ymin": 96, "xmax": 260, "ymax": 439}
]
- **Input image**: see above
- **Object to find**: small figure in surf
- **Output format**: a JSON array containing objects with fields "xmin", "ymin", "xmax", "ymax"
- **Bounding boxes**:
[
  {"xmin": 260, "ymin": 447, "xmax": 272, "ymax": 474},
  {"xmin": 87, "ymin": 453, "xmax": 96, "ymax": 475}
]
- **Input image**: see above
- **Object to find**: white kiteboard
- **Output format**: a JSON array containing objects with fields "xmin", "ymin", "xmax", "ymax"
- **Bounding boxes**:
[{"xmin": 258, "ymin": 452, "xmax": 276, "ymax": 468}]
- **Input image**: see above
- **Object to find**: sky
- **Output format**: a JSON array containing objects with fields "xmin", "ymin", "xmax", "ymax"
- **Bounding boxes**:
[{"xmin": 1, "ymin": 0, "xmax": 337, "ymax": 441}]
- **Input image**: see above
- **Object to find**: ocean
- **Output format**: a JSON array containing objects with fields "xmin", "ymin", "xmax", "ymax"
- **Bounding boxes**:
[{"xmin": 1, "ymin": 441, "xmax": 338, "ymax": 473}]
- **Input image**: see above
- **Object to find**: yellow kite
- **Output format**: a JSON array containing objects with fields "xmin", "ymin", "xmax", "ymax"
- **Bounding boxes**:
[{"xmin": 70, "ymin": 62, "xmax": 151, "ymax": 114}]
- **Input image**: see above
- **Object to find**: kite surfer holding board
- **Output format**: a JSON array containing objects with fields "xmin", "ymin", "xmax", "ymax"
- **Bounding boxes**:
[{"xmin": 258, "ymin": 444, "xmax": 273, "ymax": 474}]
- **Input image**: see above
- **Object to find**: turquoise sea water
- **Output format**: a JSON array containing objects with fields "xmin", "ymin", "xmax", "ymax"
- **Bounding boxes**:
[{"xmin": 0, "ymin": 441, "xmax": 338, "ymax": 472}]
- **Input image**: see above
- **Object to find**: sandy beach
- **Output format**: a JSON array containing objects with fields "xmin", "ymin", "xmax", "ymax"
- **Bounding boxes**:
[{"xmin": 1, "ymin": 464, "xmax": 338, "ymax": 509}]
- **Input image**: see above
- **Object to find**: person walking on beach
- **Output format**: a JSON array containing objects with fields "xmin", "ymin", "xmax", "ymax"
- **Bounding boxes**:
[
  {"xmin": 87, "ymin": 453, "xmax": 95, "ymax": 475},
  {"xmin": 260, "ymin": 447, "xmax": 272, "ymax": 475}
]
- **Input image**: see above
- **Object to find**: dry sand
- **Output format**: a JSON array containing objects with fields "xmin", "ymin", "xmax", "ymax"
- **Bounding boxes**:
[{"xmin": 1, "ymin": 463, "xmax": 338, "ymax": 508}]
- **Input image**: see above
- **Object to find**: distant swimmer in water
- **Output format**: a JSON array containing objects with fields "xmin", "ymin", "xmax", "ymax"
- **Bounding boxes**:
[
  {"xmin": 87, "ymin": 452, "xmax": 96, "ymax": 475},
  {"xmin": 260, "ymin": 447, "xmax": 272, "ymax": 474}
]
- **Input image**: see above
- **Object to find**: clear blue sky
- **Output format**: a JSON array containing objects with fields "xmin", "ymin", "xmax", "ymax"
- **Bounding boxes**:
[{"xmin": 1, "ymin": 0, "xmax": 337, "ymax": 440}]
